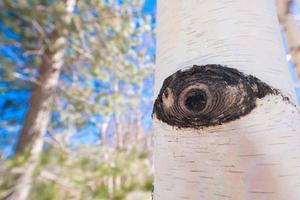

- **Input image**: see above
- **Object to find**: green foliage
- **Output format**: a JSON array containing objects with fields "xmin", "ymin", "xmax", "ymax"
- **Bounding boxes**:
[
  {"xmin": 0, "ymin": 147, "xmax": 153, "ymax": 200},
  {"xmin": 30, "ymin": 182, "xmax": 61, "ymax": 200}
]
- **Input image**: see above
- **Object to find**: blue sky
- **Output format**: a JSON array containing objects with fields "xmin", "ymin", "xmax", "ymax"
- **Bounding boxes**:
[{"xmin": 0, "ymin": 0, "xmax": 157, "ymax": 157}]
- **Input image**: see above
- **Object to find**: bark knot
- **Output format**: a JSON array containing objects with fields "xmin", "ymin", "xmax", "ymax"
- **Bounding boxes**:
[{"xmin": 153, "ymin": 64, "xmax": 277, "ymax": 129}]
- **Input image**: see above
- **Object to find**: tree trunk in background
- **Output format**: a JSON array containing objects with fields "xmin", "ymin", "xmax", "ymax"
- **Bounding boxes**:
[
  {"xmin": 276, "ymin": 0, "xmax": 300, "ymax": 85},
  {"xmin": 15, "ymin": 0, "xmax": 75, "ymax": 155},
  {"xmin": 5, "ymin": 1, "xmax": 76, "ymax": 200},
  {"xmin": 100, "ymin": 120, "xmax": 109, "ymax": 147},
  {"xmin": 3, "ymin": 137, "xmax": 44, "ymax": 200},
  {"xmin": 15, "ymin": 36, "xmax": 66, "ymax": 154},
  {"xmin": 5, "ymin": 37, "xmax": 66, "ymax": 200},
  {"xmin": 153, "ymin": 0, "xmax": 300, "ymax": 200},
  {"xmin": 115, "ymin": 115, "xmax": 123, "ymax": 149}
]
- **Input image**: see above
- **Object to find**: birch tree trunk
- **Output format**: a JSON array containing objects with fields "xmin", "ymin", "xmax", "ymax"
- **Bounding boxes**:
[
  {"xmin": 153, "ymin": 0, "xmax": 300, "ymax": 200},
  {"xmin": 4, "ymin": 1, "xmax": 76, "ymax": 200}
]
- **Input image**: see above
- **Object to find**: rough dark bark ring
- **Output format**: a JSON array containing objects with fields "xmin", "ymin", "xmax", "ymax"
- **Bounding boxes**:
[{"xmin": 153, "ymin": 64, "xmax": 277, "ymax": 129}]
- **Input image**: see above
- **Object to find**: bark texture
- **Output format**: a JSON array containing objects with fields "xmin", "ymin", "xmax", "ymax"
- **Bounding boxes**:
[
  {"xmin": 153, "ymin": 64, "xmax": 277, "ymax": 128},
  {"xmin": 276, "ymin": 0, "xmax": 300, "ymax": 85},
  {"xmin": 153, "ymin": 0, "xmax": 300, "ymax": 200}
]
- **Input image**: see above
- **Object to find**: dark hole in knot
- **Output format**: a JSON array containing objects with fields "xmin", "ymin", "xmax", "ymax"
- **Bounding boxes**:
[{"xmin": 184, "ymin": 89, "xmax": 207, "ymax": 112}]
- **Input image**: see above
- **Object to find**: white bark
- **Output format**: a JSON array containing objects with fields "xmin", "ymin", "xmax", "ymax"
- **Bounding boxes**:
[{"xmin": 154, "ymin": 0, "xmax": 300, "ymax": 200}]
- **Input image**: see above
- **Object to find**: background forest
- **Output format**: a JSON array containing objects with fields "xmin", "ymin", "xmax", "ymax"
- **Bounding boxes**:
[{"xmin": 0, "ymin": 0, "xmax": 299, "ymax": 200}]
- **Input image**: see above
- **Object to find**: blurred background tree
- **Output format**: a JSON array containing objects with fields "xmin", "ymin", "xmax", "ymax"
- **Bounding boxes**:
[
  {"xmin": 0, "ymin": 0, "xmax": 154, "ymax": 155},
  {"xmin": 0, "ymin": 0, "xmax": 155, "ymax": 199},
  {"xmin": 275, "ymin": 0, "xmax": 300, "ymax": 99}
]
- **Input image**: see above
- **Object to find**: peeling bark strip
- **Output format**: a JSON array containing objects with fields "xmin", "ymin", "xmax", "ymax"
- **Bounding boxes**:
[{"xmin": 153, "ymin": 64, "xmax": 277, "ymax": 129}]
